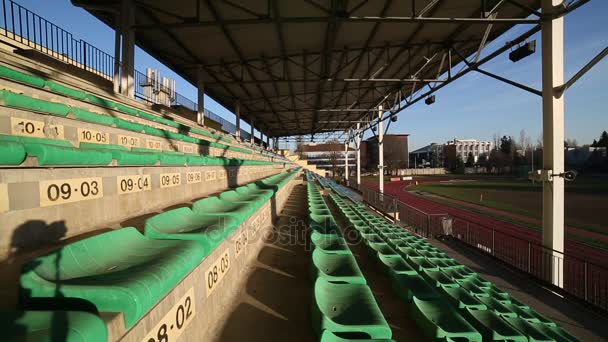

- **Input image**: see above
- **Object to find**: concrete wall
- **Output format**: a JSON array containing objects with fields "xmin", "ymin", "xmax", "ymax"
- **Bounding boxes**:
[{"xmin": 0, "ymin": 165, "xmax": 286, "ymax": 257}]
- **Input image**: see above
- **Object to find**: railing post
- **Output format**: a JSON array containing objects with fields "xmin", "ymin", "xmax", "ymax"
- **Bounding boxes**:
[
  {"xmin": 492, "ymin": 229, "xmax": 495, "ymax": 255},
  {"xmin": 466, "ymin": 222, "xmax": 470, "ymax": 244},
  {"xmin": 528, "ymin": 241, "xmax": 532, "ymax": 273},
  {"xmin": 82, "ymin": 40, "xmax": 87, "ymax": 71},
  {"xmin": 584, "ymin": 260, "xmax": 588, "ymax": 301}
]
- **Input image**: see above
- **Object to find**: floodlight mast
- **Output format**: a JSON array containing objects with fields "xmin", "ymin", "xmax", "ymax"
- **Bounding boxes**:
[{"xmin": 378, "ymin": 105, "xmax": 384, "ymax": 196}]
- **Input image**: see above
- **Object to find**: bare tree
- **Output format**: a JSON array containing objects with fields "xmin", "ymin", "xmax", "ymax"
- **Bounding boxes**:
[{"xmin": 536, "ymin": 133, "xmax": 543, "ymax": 149}]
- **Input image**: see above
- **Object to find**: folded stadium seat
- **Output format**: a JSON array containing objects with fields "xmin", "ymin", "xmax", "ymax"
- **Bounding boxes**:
[
  {"xmin": 457, "ymin": 276, "xmax": 492, "ymax": 290},
  {"xmin": 80, "ymin": 143, "xmax": 159, "ymax": 165},
  {"xmin": 389, "ymin": 273, "xmax": 439, "ymax": 302},
  {"xmin": 0, "ymin": 141, "xmax": 26, "ymax": 165},
  {"xmin": 519, "ymin": 321, "xmax": 579, "ymax": 342},
  {"xmin": 503, "ymin": 304, "xmax": 556, "ymax": 326},
  {"xmin": 421, "ymin": 269, "xmax": 461, "ymax": 290},
  {"xmin": 234, "ymin": 184, "xmax": 275, "ymax": 202},
  {"xmin": 312, "ymin": 278, "xmax": 392, "ymax": 339},
  {"xmin": 0, "ymin": 64, "xmax": 46, "ymax": 88},
  {"xmin": 365, "ymin": 241, "xmax": 399, "ymax": 260},
  {"xmin": 410, "ymin": 297, "xmax": 482, "ymax": 341},
  {"xmin": 219, "ymin": 190, "xmax": 266, "ymax": 209},
  {"xmin": 0, "ymin": 310, "xmax": 107, "ymax": 342},
  {"xmin": 406, "ymin": 256, "xmax": 440, "ymax": 273},
  {"xmin": 192, "ymin": 196, "xmax": 255, "ymax": 223},
  {"xmin": 395, "ymin": 245, "xmax": 421, "ymax": 259},
  {"xmin": 477, "ymin": 297, "xmax": 518, "ymax": 318},
  {"xmin": 377, "ymin": 254, "xmax": 417, "ymax": 276},
  {"xmin": 69, "ymin": 107, "xmax": 116, "ymax": 126},
  {"xmin": 427, "ymin": 257, "xmax": 461, "ymax": 270},
  {"xmin": 114, "ymin": 118, "xmax": 147, "ymax": 133},
  {"xmin": 20, "ymin": 227, "xmax": 206, "ymax": 328},
  {"xmin": 463, "ymin": 309, "xmax": 528, "ymax": 342},
  {"xmin": 0, "ymin": 90, "xmax": 70, "ymax": 117},
  {"xmin": 158, "ymin": 151, "xmax": 188, "ymax": 166},
  {"xmin": 144, "ymin": 207, "xmax": 237, "ymax": 252},
  {"xmin": 0, "ymin": 135, "xmax": 112, "ymax": 166},
  {"xmin": 311, "ymin": 231, "xmax": 352, "ymax": 255},
  {"xmin": 311, "ymin": 249, "xmax": 367, "ymax": 285},
  {"xmin": 501, "ymin": 317, "xmax": 556, "ymax": 342},
  {"xmin": 186, "ymin": 155, "xmax": 208, "ymax": 165},
  {"xmin": 439, "ymin": 287, "xmax": 487, "ymax": 310}
]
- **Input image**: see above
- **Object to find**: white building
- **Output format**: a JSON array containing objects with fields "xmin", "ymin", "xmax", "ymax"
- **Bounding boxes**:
[{"xmin": 446, "ymin": 139, "xmax": 493, "ymax": 162}]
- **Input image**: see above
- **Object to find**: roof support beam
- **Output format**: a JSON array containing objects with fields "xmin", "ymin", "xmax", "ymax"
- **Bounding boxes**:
[
  {"xmin": 204, "ymin": 0, "xmax": 285, "ymax": 128},
  {"xmin": 132, "ymin": 15, "xmax": 539, "ymax": 30}
]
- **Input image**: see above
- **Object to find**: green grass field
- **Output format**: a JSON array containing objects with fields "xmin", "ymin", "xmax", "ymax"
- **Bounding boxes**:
[{"xmin": 406, "ymin": 175, "xmax": 608, "ymax": 236}]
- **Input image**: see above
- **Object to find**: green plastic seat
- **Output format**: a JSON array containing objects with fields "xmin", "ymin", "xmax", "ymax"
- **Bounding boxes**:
[
  {"xmin": 114, "ymin": 118, "xmax": 146, "ymax": 132},
  {"xmin": 70, "ymin": 108, "xmax": 116, "ymax": 126},
  {"xmin": 464, "ymin": 308, "xmax": 528, "ymax": 342},
  {"xmin": 377, "ymin": 254, "xmax": 417, "ymax": 275},
  {"xmin": 410, "ymin": 297, "xmax": 482, "ymax": 342},
  {"xmin": 421, "ymin": 269, "xmax": 460, "ymax": 289},
  {"xmin": 219, "ymin": 190, "xmax": 265, "ymax": 208},
  {"xmin": 0, "ymin": 310, "xmax": 107, "ymax": 342},
  {"xmin": 159, "ymin": 152, "xmax": 188, "ymax": 166},
  {"xmin": 0, "ymin": 64, "xmax": 46, "ymax": 87},
  {"xmin": 0, "ymin": 141, "xmax": 26, "ymax": 165},
  {"xmin": 311, "ymin": 231, "xmax": 352, "ymax": 255},
  {"xmin": 523, "ymin": 322, "xmax": 579, "ymax": 342},
  {"xmin": 312, "ymin": 279, "xmax": 392, "ymax": 339},
  {"xmin": 389, "ymin": 273, "xmax": 439, "ymax": 302},
  {"xmin": 366, "ymin": 242, "xmax": 398, "ymax": 260},
  {"xmin": 440, "ymin": 287, "xmax": 487, "ymax": 310},
  {"xmin": 443, "ymin": 267, "xmax": 477, "ymax": 281},
  {"xmin": 319, "ymin": 330, "xmax": 395, "ymax": 342},
  {"xmin": 144, "ymin": 206, "xmax": 238, "ymax": 251},
  {"xmin": 192, "ymin": 196, "xmax": 255, "ymax": 222},
  {"xmin": 477, "ymin": 297, "xmax": 518, "ymax": 318},
  {"xmin": 80, "ymin": 143, "xmax": 159, "ymax": 165},
  {"xmin": 502, "ymin": 317, "xmax": 554, "ymax": 342},
  {"xmin": 47, "ymin": 81, "xmax": 88, "ymax": 100},
  {"xmin": 20, "ymin": 227, "xmax": 206, "ymax": 328},
  {"xmin": 406, "ymin": 256, "xmax": 439, "ymax": 272},
  {"xmin": 0, "ymin": 90, "xmax": 69, "ymax": 116},
  {"xmin": 312, "ymin": 249, "xmax": 366, "ymax": 285},
  {"xmin": 504, "ymin": 304, "xmax": 556, "ymax": 327},
  {"xmin": 235, "ymin": 184, "xmax": 274, "ymax": 201},
  {"xmin": 0, "ymin": 135, "xmax": 112, "ymax": 166},
  {"xmin": 186, "ymin": 155, "xmax": 208, "ymax": 165}
]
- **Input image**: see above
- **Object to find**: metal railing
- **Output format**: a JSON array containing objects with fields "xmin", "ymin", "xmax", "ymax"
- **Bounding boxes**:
[
  {"xmin": 1, "ymin": 0, "xmax": 114, "ymax": 79},
  {"xmin": 0, "ymin": 0, "xmax": 248, "ymax": 137},
  {"xmin": 358, "ymin": 185, "xmax": 608, "ymax": 312}
]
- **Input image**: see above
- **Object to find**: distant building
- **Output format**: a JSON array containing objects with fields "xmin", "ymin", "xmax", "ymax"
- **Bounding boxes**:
[
  {"xmin": 410, "ymin": 143, "xmax": 443, "ymax": 168},
  {"xmin": 297, "ymin": 143, "xmax": 356, "ymax": 175},
  {"xmin": 444, "ymin": 139, "xmax": 493, "ymax": 163},
  {"xmin": 366, "ymin": 134, "xmax": 410, "ymax": 171}
]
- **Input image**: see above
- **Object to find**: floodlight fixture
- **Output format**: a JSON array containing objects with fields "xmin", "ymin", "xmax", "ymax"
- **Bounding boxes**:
[
  {"xmin": 425, "ymin": 95, "xmax": 435, "ymax": 105},
  {"xmin": 509, "ymin": 40, "xmax": 536, "ymax": 62},
  {"xmin": 390, "ymin": 114, "xmax": 398, "ymax": 122}
]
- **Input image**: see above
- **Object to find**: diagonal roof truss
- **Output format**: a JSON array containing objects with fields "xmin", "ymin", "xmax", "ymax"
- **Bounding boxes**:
[{"xmin": 75, "ymin": 0, "xmax": 545, "ymax": 138}]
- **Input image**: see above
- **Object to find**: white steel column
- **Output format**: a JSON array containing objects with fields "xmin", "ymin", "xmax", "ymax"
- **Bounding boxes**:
[
  {"xmin": 344, "ymin": 141, "xmax": 349, "ymax": 185},
  {"xmin": 250, "ymin": 121, "xmax": 255, "ymax": 146},
  {"xmin": 113, "ymin": 12, "xmax": 121, "ymax": 94},
  {"xmin": 235, "ymin": 101, "xmax": 241, "ymax": 141},
  {"xmin": 541, "ymin": 0, "xmax": 565, "ymax": 288},
  {"xmin": 120, "ymin": 0, "xmax": 135, "ymax": 98},
  {"xmin": 356, "ymin": 122, "xmax": 361, "ymax": 187},
  {"xmin": 378, "ymin": 105, "xmax": 384, "ymax": 194},
  {"xmin": 196, "ymin": 66, "xmax": 205, "ymax": 126}
]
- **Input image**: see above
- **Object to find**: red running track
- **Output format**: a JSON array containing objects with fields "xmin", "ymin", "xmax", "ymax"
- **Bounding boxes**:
[{"xmin": 363, "ymin": 180, "xmax": 608, "ymax": 267}]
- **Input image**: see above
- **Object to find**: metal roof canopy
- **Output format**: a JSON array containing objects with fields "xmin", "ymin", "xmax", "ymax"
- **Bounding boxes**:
[{"xmin": 75, "ymin": 0, "xmax": 548, "ymax": 138}]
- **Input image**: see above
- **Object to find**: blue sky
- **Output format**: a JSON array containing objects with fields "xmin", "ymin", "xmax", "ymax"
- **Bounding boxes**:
[{"xmin": 13, "ymin": 0, "xmax": 608, "ymax": 150}]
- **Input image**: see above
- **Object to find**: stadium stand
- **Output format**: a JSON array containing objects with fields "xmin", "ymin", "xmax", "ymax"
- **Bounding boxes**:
[{"xmin": 312, "ymin": 171, "xmax": 579, "ymax": 342}]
